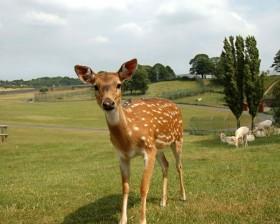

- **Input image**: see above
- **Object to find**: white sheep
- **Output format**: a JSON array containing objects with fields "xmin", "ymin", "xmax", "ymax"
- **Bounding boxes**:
[
  {"xmin": 272, "ymin": 127, "xmax": 280, "ymax": 135},
  {"xmin": 235, "ymin": 126, "xmax": 250, "ymax": 148},
  {"xmin": 247, "ymin": 133, "xmax": 255, "ymax": 142},
  {"xmin": 254, "ymin": 120, "xmax": 273, "ymax": 136},
  {"xmin": 254, "ymin": 129, "xmax": 266, "ymax": 137},
  {"xmin": 220, "ymin": 132, "xmax": 237, "ymax": 146}
]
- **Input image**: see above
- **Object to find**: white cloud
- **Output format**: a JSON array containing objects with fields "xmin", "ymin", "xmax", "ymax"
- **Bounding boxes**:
[
  {"xmin": 155, "ymin": 0, "xmax": 256, "ymax": 35},
  {"xmin": 0, "ymin": 0, "xmax": 279, "ymax": 80},
  {"xmin": 116, "ymin": 22, "xmax": 144, "ymax": 35},
  {"xmin": 89, "ymin": 35, "xmax": 110, "ymax": 44},
  {"xmin": 33, "ymin": 0, "xmax": 131, "ymax": 11},
  {"xmin": 230, "ymin": 12, "xmax": 256, "ymax": 33},
  {"xmin": 156, "ymin": 0, "xmax": 228, "ymax": 17},
  {"xmin": 25, "ymin": 11, "xmax": 67, "ymax": 26}
]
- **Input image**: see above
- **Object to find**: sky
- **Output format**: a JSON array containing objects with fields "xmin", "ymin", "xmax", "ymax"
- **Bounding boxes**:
[{"xmin": 0, "ymin": 0, "xmax": 279, "ymax": 80}]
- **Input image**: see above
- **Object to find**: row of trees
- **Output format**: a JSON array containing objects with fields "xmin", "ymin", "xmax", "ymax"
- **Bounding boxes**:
[
  {"xmin": 189, "ymin": 49, "xmax": 280, "ymax": 81},
  {"xmin": 0, "ymin": 77, "xmax": 81, "ymax": 88},
  {"xmin": 122, "ymin": 63, "xmax": 176, "ymax": 94},
  {"xmin": 189, "ymin": 54, "xmax": 221, "ymax": 79},
  {"xmin": 0, "ymin": 63, "xmax": 176, "ymax": 94}
]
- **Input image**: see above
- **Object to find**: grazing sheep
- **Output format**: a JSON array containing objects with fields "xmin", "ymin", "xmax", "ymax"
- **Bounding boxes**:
[
  {"xmin": 272, "ymin": 127, "xmax": 280, "ymax": 135},
  {"xmin": 254, "ymin": 129, "xmax": 266, "ymax": 137},
  {"xmin": 235, "ymin": 126, "xmax": 250, "ymax": 148},
  {"xmin": 220, "ymin": 132, "xmax": 237, "ymax": 146},
  {"xmin": 254, "ymin": 120, "xmax": 273, "ymax": 136},
  {"xmin": 247, "ymin": 133, "xmax": 255, "ymax": 142}
]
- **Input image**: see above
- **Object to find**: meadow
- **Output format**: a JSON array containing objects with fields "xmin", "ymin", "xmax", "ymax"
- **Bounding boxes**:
[{"xmin": 0, "ymin": 82, "xmax": 279, "ymax": 224}]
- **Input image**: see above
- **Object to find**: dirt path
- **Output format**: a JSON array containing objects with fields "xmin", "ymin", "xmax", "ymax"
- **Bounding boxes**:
[{"xmin": 8, "ymin": 123, "xmax": 108, "ymax": 132}]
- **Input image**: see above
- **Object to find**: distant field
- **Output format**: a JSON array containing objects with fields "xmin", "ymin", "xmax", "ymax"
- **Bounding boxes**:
[
  {"xmin": 0, "ymin": 82, "xmax": 258, "ymax": 132},
  {"xmin": 146, "ymin": 80, "xmax": 201, "ymax": 97},
  {"xmin": 0, "ymin": 96, "xmax": 253, "ymax": 132},
  {"xmin": 264, "ymin": 75, "xmax": 280, "ymax": 89},
  {"xmin": 175, "ymin": 92, "xmax": 225, "ymax": 107}
]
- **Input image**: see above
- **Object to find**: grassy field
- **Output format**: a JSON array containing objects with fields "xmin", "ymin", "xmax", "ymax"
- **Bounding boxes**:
[
  {"xmin": 0, "ymin": 81, "xmax": 279, "ymax": 223},
  {"xmin": 0, "ymin": 127, "xmax": 279, "ymax": 224},
  {"xmin": 0, "ymin": 96, "xmax": 253, "ymax": 132},
  {"xmin": 174, "ymin": 92, "xmax": 225, "ymax": 107},
  {"xmin": 146, "ymin": 80, "xmax": 201, "ymax": 97}
]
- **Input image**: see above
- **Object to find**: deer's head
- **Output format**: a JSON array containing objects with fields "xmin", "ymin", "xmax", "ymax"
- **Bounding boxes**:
[{"xmin": 74, "ymin": 59, "xmax": 137, "ymax": 111}]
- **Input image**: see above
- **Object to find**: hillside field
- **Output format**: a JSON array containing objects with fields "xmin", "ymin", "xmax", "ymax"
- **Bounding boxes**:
[{"xmin": 0, "ymin": 80, "xmax": 279, "ymax": 224}]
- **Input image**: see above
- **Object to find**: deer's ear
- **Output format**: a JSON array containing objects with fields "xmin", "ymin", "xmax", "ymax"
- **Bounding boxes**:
[
  {"xmin": 74, "ymin": 65, "xmax": 96, "ymax": 84},
  {"xmin": 118, "ymin": 58, "xmax": 138, "ymax": 81}
]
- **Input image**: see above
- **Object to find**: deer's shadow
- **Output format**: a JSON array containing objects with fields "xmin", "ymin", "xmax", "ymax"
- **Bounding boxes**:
[{"xmin": 62, "ymin": 194, "xmax": 138, "ymax": 224}]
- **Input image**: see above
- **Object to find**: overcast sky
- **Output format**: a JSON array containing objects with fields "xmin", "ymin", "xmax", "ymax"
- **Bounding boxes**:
[{"xmin": 0, "ymin": 0, "xmax": 279, "ymax": 80}]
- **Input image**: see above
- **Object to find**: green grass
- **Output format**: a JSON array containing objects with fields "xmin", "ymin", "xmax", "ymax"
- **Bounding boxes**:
[
  {"xmin": 174, "ymin": 92, "xmax": 225, "ymax": 107},
  {"xmin": 0, "ymin": 127, "xmax": 279, "ymax": 224},
  {"xmin": 146, "ymin": 80, "xmax": 201, "ymax": 97},
  {"xmin": 0, "ymin": 100, "xmax": 107, "ymax": 129},
  {"xmin": 0, "ymin": 87, "xmax": 279, "ymax": 223},
  {"xmin": 0, "ymin": 97, "xmax": 252, "ymax": 132}
]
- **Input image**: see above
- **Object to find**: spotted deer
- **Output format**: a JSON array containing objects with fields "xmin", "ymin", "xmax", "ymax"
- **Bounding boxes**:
[{"xmin": 74, "ymin": 59, "xmax": 186, "ymax": 224}]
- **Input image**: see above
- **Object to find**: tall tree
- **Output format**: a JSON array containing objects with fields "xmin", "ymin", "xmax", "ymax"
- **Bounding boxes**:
[
  {"xmin": 124, "ymin": 65, "xmax": 149, "ymax": 94},
  {"xmin": 210, "ymin": 57, "xmax": 221, "ymax": 82},
  {"xmin": 149, "ymin": 63, "xmax": 176, "ymax": 82},
  {"xmin": 189, "ymin": 54, "xmax": 214, "ymax": 79},
  {"xmin": 221, "ymin": 36, "xmax": 244, "ymax": 128},
  {"xmin": 271, "ymin": 49, "xmax": 280, "ymax": 72},
  {"xmin": 244, "ymin": 36, "xmax": 263, "ymax": 129}
]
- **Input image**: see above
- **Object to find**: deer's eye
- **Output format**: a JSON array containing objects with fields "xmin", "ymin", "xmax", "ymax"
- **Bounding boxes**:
[
  {"xmin": 94, "ymin": 85, "xmax": 99, "ymax": 91},
  {"xmin": 116, "ymin": 83, "xmax": 122, "ymax": 89}
]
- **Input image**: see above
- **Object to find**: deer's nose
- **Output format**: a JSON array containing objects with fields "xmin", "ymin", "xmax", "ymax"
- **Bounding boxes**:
[{"xmin": 102, "ymin": 98, "xmax": 115, "ymax": 111}]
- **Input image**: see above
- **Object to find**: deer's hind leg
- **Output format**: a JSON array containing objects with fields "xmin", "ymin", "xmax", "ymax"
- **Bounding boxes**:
[
  {"xmin": 156, "ymin": 151, "xmax": 169, "ymax": 207},
  {"xmin": 171, "ymin": 141, "xmax": 186, "ymax": 201}
]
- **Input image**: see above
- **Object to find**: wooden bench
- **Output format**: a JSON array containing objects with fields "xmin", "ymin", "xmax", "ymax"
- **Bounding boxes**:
[{"xmin": 0, "ymin": 125, "xmax": 8, "ymax": 143}]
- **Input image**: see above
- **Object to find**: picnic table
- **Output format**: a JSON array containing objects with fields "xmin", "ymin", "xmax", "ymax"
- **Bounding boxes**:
[{"xmin": 0, "ymin": 125, "xmax": 8, "ymax": 143}]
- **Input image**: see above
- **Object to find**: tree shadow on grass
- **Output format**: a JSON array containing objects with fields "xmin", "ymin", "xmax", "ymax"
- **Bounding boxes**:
[{"xmin": 62, "ymin": 194, "xmax": 138, "ymax": 224}]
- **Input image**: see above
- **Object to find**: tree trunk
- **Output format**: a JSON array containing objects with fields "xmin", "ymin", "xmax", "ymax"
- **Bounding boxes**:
[
  {"xmin": 251, "ymin": 115, "xmax": 255, "ymax": 130},
  {"xmin": 236, "ymin": 118, "xmax": 240, "ymax": 128}
]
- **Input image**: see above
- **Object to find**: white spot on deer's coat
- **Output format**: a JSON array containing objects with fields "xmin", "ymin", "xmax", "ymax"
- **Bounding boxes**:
[
  {"xmin": 141, "ymin": 136, "xmax": 146, "ymax": 141},
  {"xmin": 133, "ymin": 126, "xmax": 139, "ymax": 131}
]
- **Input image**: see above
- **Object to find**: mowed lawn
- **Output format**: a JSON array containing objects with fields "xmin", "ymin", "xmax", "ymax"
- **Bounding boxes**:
[
  {"xmin": 0, "ymin": 126, "xmax": 279, "ymax": 224},
  {"xmin": 0, "ymin": 97, "xmax": 250, "ymax": 131},
  {"xmin": 0, "ymin": 91, "xmax": 279, "ymax": 223}
]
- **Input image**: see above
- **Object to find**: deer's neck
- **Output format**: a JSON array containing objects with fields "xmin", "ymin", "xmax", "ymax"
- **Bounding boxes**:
[
  {"xmin": 105, "ymin": 107, "xmax": 123, "ymax": 126},
  {"xmin": 105, "ymin": 106, "xmax": 131, "ymax": 148}
]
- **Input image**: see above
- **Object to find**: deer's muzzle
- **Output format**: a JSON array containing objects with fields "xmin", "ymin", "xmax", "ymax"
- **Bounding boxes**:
[{"xmin": 102, "ymin": 98, "xmax": 115, "ymax": 111}]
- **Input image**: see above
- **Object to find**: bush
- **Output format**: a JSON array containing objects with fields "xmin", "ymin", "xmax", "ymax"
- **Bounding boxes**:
[
  {"xmin": 159, "ymin": 86, "xmax": 217, "ymax": 100},
  {"xmin": 272, "ymin": 82, "xmax": 280, "ymax": 126},
  {"xmin": 39, "ymin": 87, "xmax": 48, "ymax": 93}
]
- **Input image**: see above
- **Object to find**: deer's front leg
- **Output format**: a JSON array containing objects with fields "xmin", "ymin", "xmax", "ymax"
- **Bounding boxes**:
[
  {"xmin": 140, "ymin": 150, "xmax": 156, "ymax": 224},
  {"xmin": 119, "ymin": 157, "xmax": 130, "ymax": 224}
]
